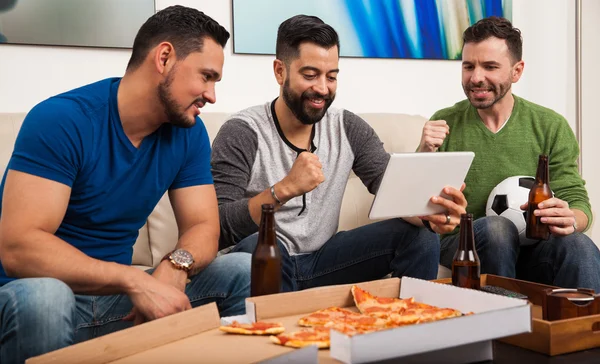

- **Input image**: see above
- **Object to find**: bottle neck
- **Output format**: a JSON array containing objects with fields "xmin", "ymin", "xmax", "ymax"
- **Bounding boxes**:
[
  {"xmin": 536, "ymin": 156, "xmax": 549, "ymax": 184},
  {"xmin": 458, "ymin": 218, "xmax": 476, "ymax": 251},
  {"xmin": 258, "ymin": 209, "xmax": 276, "ymax": 246}
]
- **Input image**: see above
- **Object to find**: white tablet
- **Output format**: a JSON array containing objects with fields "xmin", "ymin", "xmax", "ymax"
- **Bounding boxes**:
[{"xmin": 368, "ymin": 152, "xmax": 475, "ymax": 219}]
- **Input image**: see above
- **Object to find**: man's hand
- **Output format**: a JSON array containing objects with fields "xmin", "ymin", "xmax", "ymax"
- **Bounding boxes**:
[
  {"xmin": 519, "ymin": 197, "xmax": 576, "ymax": 236},
  {"xmin": 418, "ymin": 120, "xmax": 449, "ymax": 152},
  {"xmin": 420, "ymin": 183, "xmax": 468, "ymax": 234},
  {"xmin": 278, "ymin": 152, "xmax": 325, "ymax": 199},
  {"xmin": 123, "ymin": 269, "xmax": 191, "ymax": 326}
]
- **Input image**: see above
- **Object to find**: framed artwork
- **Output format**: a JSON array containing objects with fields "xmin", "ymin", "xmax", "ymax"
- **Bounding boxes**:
[
  {"xmin": 0, "ymin": 0, "xmax": 155, "ymax": 48},
  {"xmin": 232, "ymin": 0, "xmax": 512, "ymax": 60}
]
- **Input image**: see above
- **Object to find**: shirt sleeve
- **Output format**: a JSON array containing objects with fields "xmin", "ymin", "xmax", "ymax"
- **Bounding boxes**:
[
  {"xmin": 342, "ymin": 110, "xmax": 390, "ymax": 194},
  {"xmin": 548, "ymin": 118, "xmax": 594, "ymax": 230},
  {"xmin": 8, "ymin": 99, "xmax": 86, "ymax": 187},
  {"xmin": 211, "ymin": 119, "xmax": 259, "ymax": 249},
  {"xmin": 170, "ymin": 120, "xmax": 213, "ymax": 190}
]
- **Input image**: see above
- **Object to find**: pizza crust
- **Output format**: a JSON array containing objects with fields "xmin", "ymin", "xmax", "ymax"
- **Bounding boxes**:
[
  {"xmin": 219, "ymin": 322, "xmax": 285, "ymax": 335},
  {"xmin": 269, "ymin": 335, "xmax": 330, "ymax": 349}
]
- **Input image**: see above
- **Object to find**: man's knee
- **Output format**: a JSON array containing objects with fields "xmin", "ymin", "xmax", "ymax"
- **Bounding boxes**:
[
  {"xmin": 415, "ymin": 228, "xmax": 440, "ymax": 257},
  {"xmin": 212, "ymin": 252, "xmax": 251, "ymax": 278},
  {"xmin": 1, "ymin": 278, "xmax": 76, "ymax": 325},
  {"xmin": 475, "ymin": 216, "xmax": 520, "ymax": 250},
  {"xmin": 230, "ymin": 233, "xmax": 259, "ymax": 254},
  {"xmin": 553, "ymin": 233, "xmax": 600, "ymax": 262}
]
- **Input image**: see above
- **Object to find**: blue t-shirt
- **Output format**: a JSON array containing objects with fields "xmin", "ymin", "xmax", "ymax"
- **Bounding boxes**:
[{"xmin": 0, "ymin": 78, "xmax": 213, "ymax": 285}]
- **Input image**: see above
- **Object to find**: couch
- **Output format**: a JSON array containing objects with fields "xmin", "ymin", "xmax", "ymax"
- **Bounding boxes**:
[{"xmin": 0, "ymin": 111, "xmax": 451, "ymax": 278}]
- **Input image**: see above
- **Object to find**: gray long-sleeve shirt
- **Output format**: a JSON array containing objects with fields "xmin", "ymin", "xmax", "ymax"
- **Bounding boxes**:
[{"xmin": 211, "ymin": 100, "xmax": 390, "ymax": 255}]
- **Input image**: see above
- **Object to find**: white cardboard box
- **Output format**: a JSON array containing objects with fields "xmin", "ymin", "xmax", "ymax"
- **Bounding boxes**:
[{"xmin": 329, "ymin": 277, "xmax": 531, "ymax": 363}]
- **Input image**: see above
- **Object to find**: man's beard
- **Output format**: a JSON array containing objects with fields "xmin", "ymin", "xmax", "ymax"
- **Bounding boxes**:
[
  {"xmin": 282, "ymin": 79, "xmax": 335, "ymax": 125},
  {"xmin": 463, "ymin": 80, "xmax": 511, "ymax": 109},
  {"xmin": 157, "ymin": 69, "xmax": 197, "ymax": 128}
]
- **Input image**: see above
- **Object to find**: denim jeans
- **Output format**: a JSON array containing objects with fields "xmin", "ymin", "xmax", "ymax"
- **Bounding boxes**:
[
  {"xmin": 440, "ymin": 216, "xmax": 600, "ymax": 292},
  {"xmin": 0, "ymin": 252, "xmax": 251, "ymax": 364},
  {"xmin": 230, "ymin": 218, "xmax": 439, "ymax": 292}
]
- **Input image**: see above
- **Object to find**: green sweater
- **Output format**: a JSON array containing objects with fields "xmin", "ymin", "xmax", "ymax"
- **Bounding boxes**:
[{"xmin": 433, "ymin": 95, "xmax": 592, "ymax": 232}]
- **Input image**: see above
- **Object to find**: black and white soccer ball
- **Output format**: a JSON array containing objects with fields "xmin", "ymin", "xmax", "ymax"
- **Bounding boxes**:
[{"xmin": 485, "ymin": 176, "xmax": 540, "ymax": 246}]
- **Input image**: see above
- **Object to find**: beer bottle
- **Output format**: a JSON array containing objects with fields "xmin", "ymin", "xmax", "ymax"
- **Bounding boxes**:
[
  {"xmin": 452, "ymin": 213, "xmax": 481, "ymax": 289},
  {"xmin": 251, "ymin": 204, "xmax": 282, "ymax": 296},
  {"xmin": 526, "ymin": 155, "xmax": 552, "ymax": 240}
]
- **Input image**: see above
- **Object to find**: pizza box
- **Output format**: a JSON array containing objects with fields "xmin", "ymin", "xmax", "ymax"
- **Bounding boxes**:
[
  {"xmin": 28, "ymin": 277, "xmax": 530, "ymax": 364},
  {"xmin": 437, "ymin": 274, "xmax": 600, "ymax": 356},
  {"xmin": 26, "ymin": 302, "xmax": 318, "ymax": 364},
  {"xmin": 245, "ymin": 276, "xmax": 531, "ymax": 364}
]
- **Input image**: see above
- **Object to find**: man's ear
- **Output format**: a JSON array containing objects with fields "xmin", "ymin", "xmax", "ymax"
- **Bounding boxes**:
[
  {"xmin": 273, "ymin": 59, "xmax": 286, "ymax": 86},
  {"xmin": 154, "ymin": 42, "xmax": 175, "ymax": 74},
  {"xmin": 511, "ymin": 60, "xmax": 524, "ymax": 83}
]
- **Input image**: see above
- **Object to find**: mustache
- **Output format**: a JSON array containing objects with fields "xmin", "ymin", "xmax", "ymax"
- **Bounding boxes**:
[
  {"xmin": 190, "ymin": 98, "xmax": 208, "ymax": 107},
  {"xmin": 302, "ymin": 90, "xmax": 332, "ymax": 101},
  {"xmin": 467, "ymin": 82, "xmax": 495, "ymax": 91}
]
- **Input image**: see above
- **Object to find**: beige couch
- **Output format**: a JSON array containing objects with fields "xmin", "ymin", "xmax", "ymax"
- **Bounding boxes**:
[{"xmin": 0, "ymin": 111, "xmax": 451, "ymax": 277}]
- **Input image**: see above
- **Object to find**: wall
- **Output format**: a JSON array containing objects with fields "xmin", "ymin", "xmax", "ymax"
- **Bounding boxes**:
[
  {"xmin": 0, "ymin": 0, "xmax": 596, "ymax": 241},
  {"xmin": 581, "ymin": 0, "xmax": 600, "ymax": 239},
  {"xmin": 0, "ymin": 0, "xmax": 576, "ymax": 127}
]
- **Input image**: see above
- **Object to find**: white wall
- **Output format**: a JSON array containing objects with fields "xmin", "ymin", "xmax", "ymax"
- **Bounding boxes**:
[
  {"xmin": 581, "ymin": 0, "xmax": 600, "ymax": 239},
  {"xmin": 0, "ymin": 0, "xmax": 576, "ymax": 127},
  {"xmin": 0, "ymin": 0, "xmax": 597, "ymax": 241}
]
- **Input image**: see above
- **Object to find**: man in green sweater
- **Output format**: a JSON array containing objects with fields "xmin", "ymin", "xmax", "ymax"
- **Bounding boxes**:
[{"xmin": 418, "ymin": 16, "xmax": 600, "ymax": 291}]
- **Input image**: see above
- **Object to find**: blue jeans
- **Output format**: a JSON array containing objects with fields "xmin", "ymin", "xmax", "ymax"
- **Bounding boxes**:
[
  {"xmin": 440, "ymin": 216, "xmax": 600, "ymax": 292},
  {"xmin": 230, "ymin": 218, "xmax": 439, "ymax": 291},
  {"xmin": 0, "ymin": 253, "xmax": 251, "ymax": 364}
]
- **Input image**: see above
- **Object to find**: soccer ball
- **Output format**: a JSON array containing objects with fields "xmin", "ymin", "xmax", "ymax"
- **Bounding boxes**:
[{"xmin": 485, "ymin": 176, "xmax": 540, "ymax": 246}]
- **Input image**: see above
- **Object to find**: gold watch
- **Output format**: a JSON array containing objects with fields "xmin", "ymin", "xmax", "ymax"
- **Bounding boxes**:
[{"xmin": 161, "ymin": 249, "xmax": 194, "ymax": 273}]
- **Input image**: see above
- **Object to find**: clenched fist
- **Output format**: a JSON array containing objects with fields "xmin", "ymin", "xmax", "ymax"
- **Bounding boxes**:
[
  {"xmin": 418, "ymin": 120, "xmax": 449, "ymax": 152},
  {"xmin": 279, "ymin": 152, "xmax": 325, "ymax": 198}
]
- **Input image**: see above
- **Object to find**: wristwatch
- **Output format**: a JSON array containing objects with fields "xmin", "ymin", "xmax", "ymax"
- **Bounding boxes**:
[{"xmin": 162, "ymin": 249, "xmax": 195, "ymax": 273}]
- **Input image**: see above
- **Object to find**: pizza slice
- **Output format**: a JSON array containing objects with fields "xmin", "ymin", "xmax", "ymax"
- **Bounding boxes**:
[
  {"xmin": 326, "ymin": 320, "xmax": 381, "ymax": 337},
  {"xmin": 297, "ymin": 306, "xmax": 387, "ymax": 329},
  {"xmin": 219, "ymin": 321, "xmax": 285, "ymax": 335},
  {"xmin": 297, "ymin": 307, "xmax": 358, "ymax": 327},
  {"xmin": 389, "ymin": 302, "xmax": 462, "ymax": 326},
  {"xmin": 351, "ymin": 285, "xmax": 414, "ymax": 318},
  {"xmin": 270, "ymin": 326, "xmax": 330, "ymax": 349}
]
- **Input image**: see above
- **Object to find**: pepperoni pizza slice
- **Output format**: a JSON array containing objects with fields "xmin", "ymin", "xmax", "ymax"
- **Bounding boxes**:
[
  {"xmin": 351, "ymin": 285, "xmax": 414, "ymax": 318},
  {"xmin": 270, "ymin": 326, "xmax": 330, "ymax": 349}
]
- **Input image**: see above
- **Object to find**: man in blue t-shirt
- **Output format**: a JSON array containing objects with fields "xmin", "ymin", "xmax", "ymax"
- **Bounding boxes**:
[{"xmin": 0, "ymin": 6, "xmax": 250, "ymax": 363}]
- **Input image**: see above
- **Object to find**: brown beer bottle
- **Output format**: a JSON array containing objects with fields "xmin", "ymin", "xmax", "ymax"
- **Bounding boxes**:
[
  {"xmin": 251, "ymin": 204, "xmax": 282, "ymax": 297},
  {"xmin": 452, "ymin": 213, "xmax": 481, "ymax": 289},
  {"xmin": 526, "ymin": 155, "xmax": 552, "ymax": 240}
]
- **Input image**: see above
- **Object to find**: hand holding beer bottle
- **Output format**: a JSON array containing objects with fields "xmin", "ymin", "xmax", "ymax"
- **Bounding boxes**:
[
  {"xmin": 452, "ymin": 213, "xmax": 481, "ymax": 290},
  {"xmin": 251, "ymin": 204, "xmax": 282, "ymax": 297},
  {"xmin": 526, "ymin": 155, "xmax": 552, "ymax": 240}
]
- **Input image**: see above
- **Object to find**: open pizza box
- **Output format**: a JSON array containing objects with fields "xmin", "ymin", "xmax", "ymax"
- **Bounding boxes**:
[
  {"xmin": 26, "ymin": 302, "xmax": 318, "ymax": 364},
  {"xmin": 245, "ymin": 277, "xmax": 531, "ymax": 363},
  {"xmin": 27, "ymin": 277, "xmax": 531, "ymax": 364}
]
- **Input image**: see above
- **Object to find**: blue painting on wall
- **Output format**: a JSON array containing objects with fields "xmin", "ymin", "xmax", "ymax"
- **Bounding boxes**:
[{"xmin": 233, "ymin": 0, "xmax": 512, "ymax": 60}]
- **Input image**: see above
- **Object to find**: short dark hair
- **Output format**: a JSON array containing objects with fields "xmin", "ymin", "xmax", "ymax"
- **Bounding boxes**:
[
  {"xmin": 126, "ymin": 5, "xmax": 230, "ymax": 71},
  {"xmin": 463, "ymin": 16, "xmax": 522, "ymax": 63},
  {"xmin": 276, "ymin": 15, "xmax": 340, "ymax": 64}
]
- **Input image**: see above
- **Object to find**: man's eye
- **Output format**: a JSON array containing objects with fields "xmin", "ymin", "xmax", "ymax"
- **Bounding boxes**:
[{"xmin": 303, "ymin": 74, "xmax": 316, "ymax": 80}]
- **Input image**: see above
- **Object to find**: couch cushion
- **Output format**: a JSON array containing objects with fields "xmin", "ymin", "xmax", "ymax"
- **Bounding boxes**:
[
  {"xmin": 358, "ymin": 113, "xmax": 426, "ymax": 153},
  {"xmin": 0, "ymin": 113, "xmax": 26, "ymax": 175}
]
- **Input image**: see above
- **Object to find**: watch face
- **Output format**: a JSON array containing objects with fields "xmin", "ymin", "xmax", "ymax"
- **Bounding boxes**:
[{"xmin": 171, "ymin": 249, "xmax": 194, "ymax": 267}]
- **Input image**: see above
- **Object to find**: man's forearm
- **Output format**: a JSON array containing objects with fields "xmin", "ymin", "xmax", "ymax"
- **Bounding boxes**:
[
  {"xmin": 175, "ymin": 223, "xmax": 219, "ymax": 276},
  {"xmin": 1, "ymin": 229, "xmax": 141, "ymax": 295},
  {"xmin": 247, "ymin": 183, "xmax": 290, "ymax": 225}
]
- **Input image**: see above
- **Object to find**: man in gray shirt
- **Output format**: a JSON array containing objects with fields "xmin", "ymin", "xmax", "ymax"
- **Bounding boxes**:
[{"xmin": 211, "ymin": 15, "xmax": 467, "ymax": 291}]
